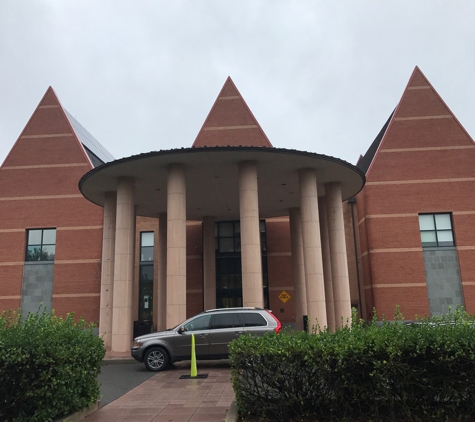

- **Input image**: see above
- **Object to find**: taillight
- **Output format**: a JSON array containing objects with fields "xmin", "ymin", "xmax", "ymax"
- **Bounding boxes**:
[{"xmin": 267, "ymin": 310, "xmax": 282, "ymax": 334}]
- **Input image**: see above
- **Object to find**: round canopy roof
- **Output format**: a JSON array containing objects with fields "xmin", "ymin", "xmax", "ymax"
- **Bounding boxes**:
[{"xmin": 79, "ymin": 146, "xmax": 365, "ymax": 221}]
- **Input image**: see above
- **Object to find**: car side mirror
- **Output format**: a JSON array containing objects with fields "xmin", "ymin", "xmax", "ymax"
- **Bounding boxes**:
[{"xmin": 178, "ymin": 326, "xmax": 185, "ymax": 334}]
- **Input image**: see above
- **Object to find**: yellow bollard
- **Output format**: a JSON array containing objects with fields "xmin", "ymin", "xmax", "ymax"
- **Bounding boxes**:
[{"xmin": 190, "ymin": 333, "xmax": 198, "ymax": 377}]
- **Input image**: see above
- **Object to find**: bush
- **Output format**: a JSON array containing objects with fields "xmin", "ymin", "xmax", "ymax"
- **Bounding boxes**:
[
  {"xmin": 0, "ymin": 309, "xmax": 105, "ymax": 422},
  {"xmin": 229, "ymin": 309, "xmax": 475, "ymax": 421}
]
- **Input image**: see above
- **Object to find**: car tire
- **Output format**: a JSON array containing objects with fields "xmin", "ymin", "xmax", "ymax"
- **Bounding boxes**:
[{"xmin": 144, "ymin": 347, "xmax": 169, "ymax": 372}]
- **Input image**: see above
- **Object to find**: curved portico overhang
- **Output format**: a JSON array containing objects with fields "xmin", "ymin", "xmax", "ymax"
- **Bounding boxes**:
[{"xmin": 79, "ymin": 146, "xmax": 365, "ymax": 220}]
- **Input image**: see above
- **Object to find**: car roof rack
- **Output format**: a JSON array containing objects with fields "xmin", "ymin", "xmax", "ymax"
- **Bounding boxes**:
[{"xmin": 204, "ymin": 307, "xmax": 263, "ymax": 313}]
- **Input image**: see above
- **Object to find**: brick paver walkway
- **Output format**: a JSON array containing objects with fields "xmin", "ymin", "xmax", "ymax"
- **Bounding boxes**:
[{"xmin": 85, "ymin": 361, "xmax": 235, "ymax": 422}]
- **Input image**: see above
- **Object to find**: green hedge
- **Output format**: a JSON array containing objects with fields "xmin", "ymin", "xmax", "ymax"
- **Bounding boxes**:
[
  {"xmin": 229, "ymin": 310, "xmax": 475, "ymax": 421},
  {"xmin": 0, "ymin": 310, "xmax": 105, "ymax": 422}
]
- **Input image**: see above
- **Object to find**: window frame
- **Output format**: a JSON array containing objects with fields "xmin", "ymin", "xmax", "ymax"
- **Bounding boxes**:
[
  {"xmin": 418, "ymin": 213, "xmax": 455, "ymax": 248},
  {"xmin": 25, "ymin": 228, "xmax": 56, "ymax": 262},
  {"xmin": 139, "ymin": 231, "xmax": 154, "ymax": 321}
]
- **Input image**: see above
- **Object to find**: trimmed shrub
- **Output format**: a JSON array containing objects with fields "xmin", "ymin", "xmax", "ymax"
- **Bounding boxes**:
[
  {"xmin": 0, "ymin": 309, "xmax": 105, "ymax": 422},
  {"xmin": 229, "ymin": 309, "xmax": 475, "ymax": 421}
]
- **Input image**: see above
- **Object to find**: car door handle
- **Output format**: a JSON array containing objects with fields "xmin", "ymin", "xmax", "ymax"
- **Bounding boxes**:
[
  {"xmin": 234, "ymin": 331, "xmax": 243, "ymax": 335},
  {"xmin": 198, "ymin": 334, "xmax": 207, "ymax": 338}
]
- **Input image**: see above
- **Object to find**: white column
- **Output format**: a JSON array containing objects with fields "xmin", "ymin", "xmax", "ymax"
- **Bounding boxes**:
[
  {"xmin": 166, "ymin": 164, "xmax": 187, "ymax": 328},
  {"xmin": 239, "ymin": 161, "xmax": 264, "ymax": 308},
  {"xmin": 203, "ymin": 216, "xmax": 216, "ymax": 310},
  {"xmin": 319, "ymin": 197, "xmax": 336, "ymax": 332},
  {"xmin": 289, "ymin": 207, "xmax": 307, "ymax": 331},
  {"xmin": 298, "ymin": 169, "xmax": 327, "ymax": 331},
  {"xmin": 111, "ymin": 178, "xmax": 135, "ymax": 352},
  {"xmin": 325, "ymin": 182, "xmax": 352, "ymax": 328},
  {"xmin": 99, "ymin": 191, "xmax": 116, "ymax": 350},
  {"xmin": 155, "ymin": 213, "xmax": 167, "ymax": 330}
]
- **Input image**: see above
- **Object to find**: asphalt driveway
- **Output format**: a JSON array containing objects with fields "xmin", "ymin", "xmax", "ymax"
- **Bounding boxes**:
[{"xmin": 98, "ymin": 360, "xmax": 156, "ymax": 406}]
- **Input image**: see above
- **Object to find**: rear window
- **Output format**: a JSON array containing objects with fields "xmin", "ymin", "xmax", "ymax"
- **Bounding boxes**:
[
  {"xmin": 210, "ymin": 313, "xmax": 242, "ymax": 329},
  {"xmin": 240, "ymin": 313, "xmax": 267, "ymax": 327}
]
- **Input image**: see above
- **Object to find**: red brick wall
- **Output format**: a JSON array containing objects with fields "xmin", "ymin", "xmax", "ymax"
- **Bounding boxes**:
[
  {"xmin": 356, "ymin": 68, "xmax": 475, "ymax": 319},
  {"xmin": 0, "ymin": 88, "xmax": 103, "ymax": 323}
]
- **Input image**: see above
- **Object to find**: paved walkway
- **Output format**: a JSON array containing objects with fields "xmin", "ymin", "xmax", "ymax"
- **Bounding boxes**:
[{"xmin": 85, "ymin": 361, "xmax": 235, "ymax": 422}]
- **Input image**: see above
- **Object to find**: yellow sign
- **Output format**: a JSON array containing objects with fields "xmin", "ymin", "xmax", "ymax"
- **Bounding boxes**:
[{"xmin": 278, "ymin": 290, "xmax": 291, "ymax": 304}]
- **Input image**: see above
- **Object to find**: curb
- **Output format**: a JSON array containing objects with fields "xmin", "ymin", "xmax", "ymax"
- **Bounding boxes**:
[
  {"xmin": 101, "ymin": 358, "xmax": 136, "ymax": 365},
  {"xmin": 225, "ymin": 400, "xmax": 238, "ymax": 422}
]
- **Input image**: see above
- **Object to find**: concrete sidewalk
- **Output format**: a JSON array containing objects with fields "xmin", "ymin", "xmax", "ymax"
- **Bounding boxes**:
[{"xmin": 85, "ymin": 360, "xmax": 236, "ymax": 422}]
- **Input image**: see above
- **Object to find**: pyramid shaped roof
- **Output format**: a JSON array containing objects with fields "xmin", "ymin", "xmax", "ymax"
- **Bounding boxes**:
[
  {"xmin": 2, "ymin": 87, "xmax": 113, "ymax": 169},
  {"xmin": 358, "ymin": 66, "xmax": 475, "ymax": 176},
  {"xmin": 192, "ymin": 77, "xmax": 273, "ymax": 148}
]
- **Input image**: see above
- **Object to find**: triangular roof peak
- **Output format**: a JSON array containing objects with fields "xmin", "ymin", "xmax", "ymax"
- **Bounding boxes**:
[
  {"xmin": 1, "ymin": 86, "xmax": 113, "ymax": 169},
  {"xmin": 407, "ymin": 66, "xmax": 431, "ymax": 88},
  {"xmin": 360, "ymin": 66, "xmax": 475, "ymax": 177},
  {"xmin": 192, "ymin": 77, "xmax": 273, "ymax": 148}
]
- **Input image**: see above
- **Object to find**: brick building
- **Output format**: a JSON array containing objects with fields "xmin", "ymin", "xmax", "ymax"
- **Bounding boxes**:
[
  {"xmin": 1, "ymin": 67, "xmax": 474, "ymax": 353},
  {"xmin": 0, "ymin": 87, "xmax": 113, "ymax": 323},
  {"xmin": 353, "ymin": 67, "xmax": 475, "ymax": 320}
]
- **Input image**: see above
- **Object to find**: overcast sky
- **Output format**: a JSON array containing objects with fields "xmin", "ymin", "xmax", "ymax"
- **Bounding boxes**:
[{"xmin": 1, "ymin": 1, "xmax": 474, "ymax": 167}]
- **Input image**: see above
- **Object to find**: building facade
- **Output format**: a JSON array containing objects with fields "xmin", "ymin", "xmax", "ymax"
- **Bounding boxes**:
[
  {"xmin": 1, "ymin": 67, "xmax": 474, "ymax": 353},
  {"xmin": 0, "ymin": 87, "xmax": 112, "ymax": 323},
  {"xmin": 354, "ymin": 67, "xmax": 475, "ymax": 320}
]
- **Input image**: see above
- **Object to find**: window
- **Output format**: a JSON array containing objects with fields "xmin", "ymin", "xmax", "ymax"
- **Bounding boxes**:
[
  {"xmin": 214, "ymin": 220, "xmax": 269, "ymax": 309},
  {"xmin": 240, "ymin": 312, "xmax": 267, "ymax": 327},
  {"xmin": 25, "ymin": 229, "xmax": 56, "ymax": 261},
  {"xmin": 419, "ymin": 213, "xmax": 454, "ymax": 247},
  {"xmin": 216, "ymin": 221, "xmax": 241, "ymax": 253},
  {"xmin": 139, "ymin": 232, "xmax": 154, "ymax": 321},
  {"xmin": 210, "ymin": 313, "xmax": 242, "ymax": 329},
  {"xmin": 140, "ymin": 232, "xmax": 154, "ymax": 262},
  {"xmin": 184, "ymin": 314, "xmax": 211, "ymax": 332}
]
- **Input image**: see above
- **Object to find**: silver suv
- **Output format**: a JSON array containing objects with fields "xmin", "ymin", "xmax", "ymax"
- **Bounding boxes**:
[{"xmin": 131, "ymin": 307, "xmax": 282, "ymax": 371}]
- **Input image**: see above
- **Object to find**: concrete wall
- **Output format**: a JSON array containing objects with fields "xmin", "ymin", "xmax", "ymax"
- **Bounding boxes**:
[
  {"xmin": 423, "ymin": 248, "xmax": 464, "ymax": 316},
  {"xmin": 21, "ymin": 262, "xmax": 54, "ymax": 315}
]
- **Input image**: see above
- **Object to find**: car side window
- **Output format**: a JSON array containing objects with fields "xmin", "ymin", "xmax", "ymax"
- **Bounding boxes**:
[
  {"xmin": 240, "ymin": 313, "xmax": 267, "ymax": 327},
  {"xmin": 210, "ymin": 313, "xmax": 242, "ymax": 330},
  {"xmin": 183, "ymin": 315, "xmax": 211, "ymax": 332}
]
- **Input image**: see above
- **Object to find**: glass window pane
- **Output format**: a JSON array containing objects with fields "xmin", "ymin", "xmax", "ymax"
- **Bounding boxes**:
[
  {"xmin": 26, "ymin": 245, "xmax": 42, "ymax": 261},
  {"xmin": 241, "ymin": 313, "xmax": 267, "ymax": 327},
  {"xmin": 419, "ymin": 215, "xmax": 435, "ymax": 231},
  {"xmin": 28, "ymin": 230, "xmax": 42, "ymax": 245},
  {"xmin": 421, "ymin": 231, "xmax": 437, "ymax": 246},
  {"xmin": 435, "ymin": 214, "xmax": 452, "ymax": 230},
  {"xmin": 210, "ymin": 313, "xmax": 241, "ymax": 329},
  {"xmin": 42, "ymin": 229, "xmax": 56, "ymax": 245},
  {"xmin": 42, "ymin": 245, "xmax": 55, "ymax": 261},
  {"xmin": 437, "ymin": 230, "xmax": 454, "ymax": 246},
  {"xmin": 219, "ymin": 238, "xmax": 234, "ymax": 253},
  {"xmin": 141, "ymin": 246, "xmax": 154, "ymax": 262},
  {"xmin": 234, "ymin": 222, "xmax": 240, "ymax": 234},
  {"xmin": 141, "ymin": 232, "xmax": 154, "ymax": 247},
  {"xmin": 260, "ymin": 220, "xmax": 266, "ymax": 233},
  {"xmin": 184, "ymin": 315, "xmax": 211, "ymax": 331},
  {"xmin": 140, "ymin": 264, "xmax": 154, "ymax": 281},
  {"xmin": 219, "ymin": 223, "xmax": 233, "ymax": 237}
]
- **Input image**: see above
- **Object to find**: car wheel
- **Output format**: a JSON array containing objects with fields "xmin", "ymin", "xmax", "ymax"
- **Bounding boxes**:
[{"xmin": 144, "ymin": 347, "xmax": 169, "ymax": 372}]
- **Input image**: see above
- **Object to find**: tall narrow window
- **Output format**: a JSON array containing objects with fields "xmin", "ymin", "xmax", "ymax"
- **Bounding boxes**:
[
  {"xmin": 25, "ymin": 229, "xmax": 56, "ymax": 261},
  {"xmin": 139, "ymin": 232, "xmax": 154, "ymax": 321},
  {"xmin": 419, "ymin": 213, "xmax": 454, "ymax": 247},
  {"xmin": 215, "ymin": 220, "xmax": 269, "ymax": 309}
]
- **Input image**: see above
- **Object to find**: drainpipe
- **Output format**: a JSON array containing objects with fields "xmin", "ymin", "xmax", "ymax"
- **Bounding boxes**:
[{"xmin": 347, "ymin": 196, "xmax": 363, "ymax": 319}]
